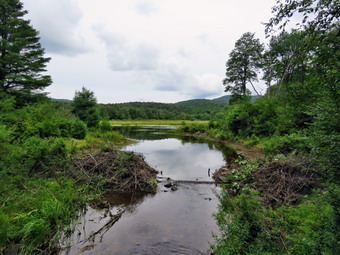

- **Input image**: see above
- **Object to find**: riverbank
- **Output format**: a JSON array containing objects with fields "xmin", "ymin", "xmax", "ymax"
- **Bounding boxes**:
[
  {"xmin": 60, "ymin": 124, "xmax": 224, "ymax": 254},
  {"xmin": 175, "ymin": 121, "xmax": 339, "ymax": 254},
  {"xmin": 0, "ymin": 128, "xmax": 158, "ymax": 254}
]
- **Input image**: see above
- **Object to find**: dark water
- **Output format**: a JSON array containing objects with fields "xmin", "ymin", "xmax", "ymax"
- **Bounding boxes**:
[{"xmin": 60, "ymin": 126, "xmax": 236, "ymax": 255}]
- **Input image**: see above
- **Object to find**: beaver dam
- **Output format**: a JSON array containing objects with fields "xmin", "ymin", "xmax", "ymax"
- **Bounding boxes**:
[{"xmin": 59, "ymin": 125, "xmax": 238, "ymax": 255}]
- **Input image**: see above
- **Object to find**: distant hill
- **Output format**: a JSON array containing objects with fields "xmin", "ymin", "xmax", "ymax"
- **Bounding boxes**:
[
  {"xmin": 53, "ymin": 95, "xmax": 258, "ymax": 120},
  {"xmin": 211, "ymin": 95, "xmax": 232, "ymax": 103},
  {"xmin": 99, "ymin": 97, "xmax": 228, "ymax": 120},
  {"xmin": 51, "ymin": 98, "xmax": 72, "ymax": 103}
]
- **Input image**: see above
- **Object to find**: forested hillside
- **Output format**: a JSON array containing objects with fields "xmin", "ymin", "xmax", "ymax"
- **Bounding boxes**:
[{"xmin": 99, "ymin": 98, "xmax": 229, "ymax": 120}]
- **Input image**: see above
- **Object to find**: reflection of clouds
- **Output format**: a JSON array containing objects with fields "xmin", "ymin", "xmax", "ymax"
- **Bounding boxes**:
[
  {"xmin": 127, "ymin": 139, "xmax": 225, "ymax": 181},
  {"xmin": 83, "ymin": 184, "xmax": 219, "ymax": 254},
  {"xmin": 127, "ymin": 138, "xmax": 182, "ymax": 152}
]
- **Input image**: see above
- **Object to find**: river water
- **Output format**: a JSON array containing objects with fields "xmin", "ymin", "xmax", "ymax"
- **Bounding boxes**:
[{"xmin": 60, "ymin": 126, "xmax": 237, "ymax": 255}]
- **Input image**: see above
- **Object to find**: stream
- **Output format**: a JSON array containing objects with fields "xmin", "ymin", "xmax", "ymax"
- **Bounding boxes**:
[{"xmin": 59, "ymin": 125, "xmax": 237, "ymax": 255}]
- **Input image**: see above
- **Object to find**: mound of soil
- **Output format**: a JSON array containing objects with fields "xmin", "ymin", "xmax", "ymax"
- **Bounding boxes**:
[
  {"xmin": 72, "ymin": 150, "xmax": 158, "ymax": 192},
  {"xmin": 253, "ymin": 160, "xmax": 319, "ymax": 207}
]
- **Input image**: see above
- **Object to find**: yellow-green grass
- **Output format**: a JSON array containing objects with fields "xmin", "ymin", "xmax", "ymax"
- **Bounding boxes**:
[{"xmin": 109, "ymin": 120, "xmax": 209, "ymax": 125}]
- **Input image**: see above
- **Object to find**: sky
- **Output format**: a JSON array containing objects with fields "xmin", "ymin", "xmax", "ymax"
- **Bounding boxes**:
[{"xmin": 22, "ymin": 0, "xmax": 277, "ymax": 104}]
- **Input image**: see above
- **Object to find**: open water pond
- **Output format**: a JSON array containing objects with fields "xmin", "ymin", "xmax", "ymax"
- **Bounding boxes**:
[{"xmin": 60, "ymin": 125, "xmax": 237, "ymax": 255}]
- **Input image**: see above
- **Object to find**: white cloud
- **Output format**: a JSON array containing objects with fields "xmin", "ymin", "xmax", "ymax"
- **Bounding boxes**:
[
  {"xmin": 136, "ymin": 1, "xmax": 159, "ymax": 15},
  {"xmin": 23, "ymin": 0, "xmax": 89, "ymax": 56},
  {"xmin": 152, "ymin": 64, "xmax": 224, "ymax": 98},
  {"xmin": 95, "ymin": 26, "xmax": 160, "ymax": 71},
  {"xmin": 21, "ymin": 0, "xmax": 276, "ymax": 103}
]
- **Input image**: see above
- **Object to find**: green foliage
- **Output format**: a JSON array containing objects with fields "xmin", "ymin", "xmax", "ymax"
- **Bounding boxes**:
[
  {"xmin": 223, "ymin": 32, "xmax": 264, "ymax": 96},
  {"xmin": 222, "ymin": 102, "xmax": 256, "ymax": 137},
  {"xmin": 99, "ymin": 120, "xmax": 112, "ymax": 132},
  {"xmin": 266, "ymin": 0, "xmax": 340, "ymax": 34},
  {"xmin": 0, "ymin": 0, "xmax": 52, "ymax": 105},
  {"xmin": 263, "ymin": 133, "xmax": 311, "ymax": 155},
  {"xmin": 0, "ymin": 176, "xmax": 88, "ymax": 254},
  {"xmin": 72, "ymin": 87, "xmax": 100, "ymax": 128},
  {"xmin": 276, "ymin": 195, "xmax": 337, "ymax": 255},
  {"xmin": 22, "ymin": 137, "xmax": 67, "ymax": 174},
  {"xmin": 99, "ymin": 98, "xmax": 227, "ymax": 121},
  {"xmin": 0, "ymin": 212, "xmax": 9, "ymax": 246},
  {"xmin": 70, "ymin": 119, "xmax": 87, "ymax": 139},
  {"xmin": 213, "ymin": 186, "xmax": 338, "ymax": 255},
  {"xmin": 38, "ymin": 120, "xmax": 61, "ymax": 138},
  {"xmin": 213, "ymin": 189, "xmax": 280, "ymax": 255},
  {"xmin": 179, "ymin": 121, "xmax": 209, "ymax": 133}
]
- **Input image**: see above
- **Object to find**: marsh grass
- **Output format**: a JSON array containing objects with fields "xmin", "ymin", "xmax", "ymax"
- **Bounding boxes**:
[{"xmin": 0, "ymin": 175, "xmax": 90, "ymax": 254}]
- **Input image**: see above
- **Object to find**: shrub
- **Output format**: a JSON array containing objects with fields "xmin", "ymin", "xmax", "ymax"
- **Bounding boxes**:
[
  {"xmin": 263, "ymin": 133, "xmax": 311, "ymax": 155},
  {"xmin": 99, "ymin": 120, "xmax": 112, "ymax": 132},
  {"xmin": 59, "ymin": 120, "xmax": 73, "ymax": 137},
  {"xmin": 70, "ymin": 120, "xmax": 87, "ymax": 139},
  {"xmin": 38, "ymin": 120, "xmax": 61, "ymax": 138},
  {"xmin": 22, "ymin": 137, "xmax": 67, "ymax": 174}
]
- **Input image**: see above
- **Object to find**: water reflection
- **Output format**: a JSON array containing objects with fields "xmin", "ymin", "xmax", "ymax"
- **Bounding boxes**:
[
  {"xmin": 60, "ymin": 184, "xmax": 218, "ymax": 255},
  {"xmin": 120, "ymin": 126, "xmax": 237, "ymax": 181},
  {"xmin": 59, "ymin": 125, "xmax": 232, "ymax": 255}
]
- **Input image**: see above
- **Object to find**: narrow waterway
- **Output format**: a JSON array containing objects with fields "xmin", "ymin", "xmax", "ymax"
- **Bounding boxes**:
[{"xmin": 60, "ymin": 126, "xmax": 237, "ymax": 255}]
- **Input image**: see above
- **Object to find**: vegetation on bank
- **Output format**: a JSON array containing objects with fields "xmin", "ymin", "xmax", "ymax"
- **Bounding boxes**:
[
  {"xmin": 175, "ymin": 1, "xmax": 340, "ymax": 254},
  {"xmin": 1, "ymin": 0, "xmax": 338, "ymax": 254},
  {"xmin": 0, "ymin": 96, "xmax": 158, "ymax": 254}
]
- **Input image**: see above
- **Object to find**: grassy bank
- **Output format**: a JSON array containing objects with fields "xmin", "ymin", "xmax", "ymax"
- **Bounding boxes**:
[
  {"xmin": 176, "ymin": 120, "xmax": 339, "ymax": 254},
  {"xmin": 0, "ymin": 101, "xmax": 158, "ymax": 254},
  {"xmin": 0, "ymin": 127, "xmax": 158, "ymax": 254}
]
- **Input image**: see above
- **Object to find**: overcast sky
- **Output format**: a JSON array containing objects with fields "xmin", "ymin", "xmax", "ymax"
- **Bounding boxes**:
[{"xmin": 22, "ymin": 0, "xmax": 276, "ymax": 103}]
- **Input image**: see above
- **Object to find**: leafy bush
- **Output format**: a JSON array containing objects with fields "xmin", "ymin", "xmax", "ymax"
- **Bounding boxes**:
[
  {"xmin": 22, "ymin": 137, "xmax": 67, "ymax": 174},
  {"xmin": 213, "ymin": 188, "xmax": 338, "ymax": 255},
  {"xmin": 179, "ymin": 122, "xmax": 209, "ymax": 133},
  {"xmin": 263, "ymin": 133, "xmax": 311, "ymax": 155},
  {"xmin": 223, "ymin": 102, "xmax": 255, "ymax": 137},
  {"xmin": 70, "ymin": 120, "xmax": 87, "ymax": 139},
  {"xmin": 38, "ymin": 120, "xmax": 61, "ymax": 138},
  {"xmin": 99, "ymin": 120, "xmax": 112, "ymax": 132},
  {"xmin": 213, "ymin": 189, "xmax": 281, "ymax": 255},
  {"xmin": 59, "ymin": 120, "xmax": 73, "ymax": 137}
]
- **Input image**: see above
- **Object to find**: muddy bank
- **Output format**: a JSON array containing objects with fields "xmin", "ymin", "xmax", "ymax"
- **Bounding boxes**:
[{"xmin": 70, "ymin": 149, "xmax": 158, "ymax": 192}]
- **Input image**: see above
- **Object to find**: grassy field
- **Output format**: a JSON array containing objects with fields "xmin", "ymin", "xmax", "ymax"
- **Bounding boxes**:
[{"xmin": 109, "ymin": 120, "xmax": 209, "ymax": 125}]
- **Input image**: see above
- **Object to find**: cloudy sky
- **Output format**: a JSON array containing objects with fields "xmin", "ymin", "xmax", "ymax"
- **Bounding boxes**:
[{"xmin": 22, "ymin": 0, "xmax": 276, "ymax": 103}]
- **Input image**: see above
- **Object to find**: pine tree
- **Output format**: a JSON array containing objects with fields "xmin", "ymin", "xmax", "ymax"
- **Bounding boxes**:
[
  {"xmin": 72, "ymin": 87, "xmax": 100, "ymax": 128},
  {"xmin": 223, "ymin": 32, "xmax": 263, "ymax": 96},
  {"xmin": 0, "ymin": 0, "xmax": 52, "ymax": 103}
]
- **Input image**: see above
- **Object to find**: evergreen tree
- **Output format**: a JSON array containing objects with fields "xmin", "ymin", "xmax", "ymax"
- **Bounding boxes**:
[
  {"xmin": 0, "ymin": 0, "xmax": 51, "ymax": 103},
  {"xmin": 72, "ymin": 87, "xmax": 99, "ymax": 128},
  {"xmin": 223, "ymin": 32, "xmax": 264, "ymax": 96}
]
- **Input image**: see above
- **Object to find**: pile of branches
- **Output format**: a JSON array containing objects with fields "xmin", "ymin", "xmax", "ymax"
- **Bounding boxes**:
[
  {"xmin": 253, "ymin": 160, "xmax": 319, "ymax": 207},
  {"xmin": 72, "ymin": 150, "xmax": 158, "ymax": 192}
]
